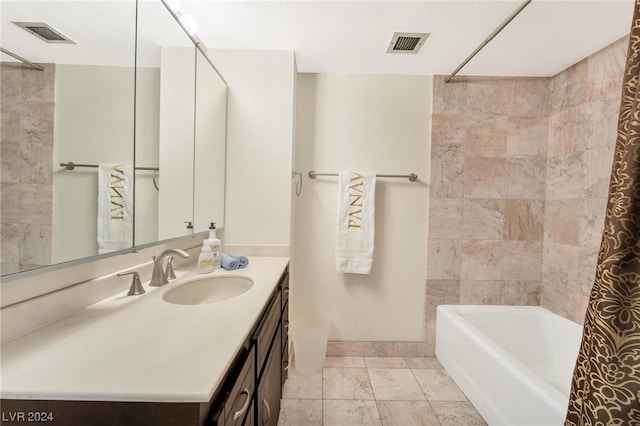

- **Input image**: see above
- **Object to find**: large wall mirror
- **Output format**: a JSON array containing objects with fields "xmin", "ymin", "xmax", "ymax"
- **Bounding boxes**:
[{"xmin": 0, "ymin": 0, "xmax": 227, "ymax": 280}]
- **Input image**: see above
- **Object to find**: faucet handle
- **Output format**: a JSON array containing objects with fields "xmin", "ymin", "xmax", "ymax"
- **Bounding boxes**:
[
  {"xmin": 165, "ymin": 256, "xmax": 177, "ymax": 280},
  {"xmin": 118, "ymin": 271, "xmax": 145, "ymax": 296}
]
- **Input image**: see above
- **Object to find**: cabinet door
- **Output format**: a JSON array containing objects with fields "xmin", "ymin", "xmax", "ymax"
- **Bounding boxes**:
[
  {"xmin": 224, "ymin": 347, "xmax": 254, "ymax": 426},
  {"xmin": 257, "ymin": 331, "xmax": 281, "ymax": 426},
  {"xmin": 242, "ymin": 401, "xmax": 254, "ymax": 426}
]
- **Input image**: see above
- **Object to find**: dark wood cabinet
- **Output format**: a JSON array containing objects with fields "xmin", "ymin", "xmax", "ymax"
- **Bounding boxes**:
[
  {"xmin": 256, "ymin": 328, "xmax": 281, "ymax": 426},
  {"xmin": 217, "ymin": 265, "xmax": 289, "ymax": 426}
]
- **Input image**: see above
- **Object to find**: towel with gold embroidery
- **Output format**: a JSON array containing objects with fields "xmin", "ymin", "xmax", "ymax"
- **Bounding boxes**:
[{"xmin": 335, "ymin": 171, "xmax": 376, "ymax": 274}]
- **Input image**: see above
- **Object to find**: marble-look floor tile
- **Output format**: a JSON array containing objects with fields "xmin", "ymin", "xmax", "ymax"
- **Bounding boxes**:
[
  {"xmin": 282, "ymin": 369, "xmax": 322, "ymax": 399},
  {"xmin": 430, "ymin": 401, "xmax": 487, "ymax": 426},
  {"xmin": 364, "ymin": 357, "xmax": 408, "ymax": 368},
  {"xmin": 324, "ymin": 356, "xmax": 365, "ymax": 368},
  {"xmin": 323, "ymin": 400, "xmax": 382, "ymax": 426},
  {"xmin": 368, "ymin": 368, "xmax": 425, "ymax": 401},
  {"xmin": 405, "ymin": 357, "xmax": 443, "ymax": 370},
  {"xmin": 412, "ymin": 369, "xmax": 467, "ymax": 401},
  {"xmin": 377, "ymin": 400, "xmax": 441, "ymax": 426},
  {"xmin": 323, "ymin": 367, "xmax": 375, "ymax": 400},
  {"xmin": 277, "ymin": 399, "xmax": 322, "ymax": 426}
]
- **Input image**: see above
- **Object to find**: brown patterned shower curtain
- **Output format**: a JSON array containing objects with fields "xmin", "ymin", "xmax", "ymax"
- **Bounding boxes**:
[{"xmin": 565, "ymin": 2, "xmax": 640, "ymax": 424}]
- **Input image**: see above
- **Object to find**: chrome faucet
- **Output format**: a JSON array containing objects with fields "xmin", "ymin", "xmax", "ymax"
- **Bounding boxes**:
[{"xmin": 149, "ymin": 248, "xmax": 190, "ymax": 287}]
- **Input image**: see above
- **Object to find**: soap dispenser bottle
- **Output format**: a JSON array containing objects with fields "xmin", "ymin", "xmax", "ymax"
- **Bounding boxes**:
[
  {"xmin": 207, "ymin": 222, "xmax": 222, "ymax": 269},
  {"xmin": 197, "ymin": 241, "xmax": 215, "ymax": 274}
]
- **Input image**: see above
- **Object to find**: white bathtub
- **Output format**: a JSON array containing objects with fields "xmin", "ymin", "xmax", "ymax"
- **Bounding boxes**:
[{"xmin": 435, "ymin": 305, "xmax": 582, "ymax": 426}]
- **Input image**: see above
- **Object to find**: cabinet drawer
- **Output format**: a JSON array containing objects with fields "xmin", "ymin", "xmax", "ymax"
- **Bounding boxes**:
[
  {"xmin": 280, "ymin": 269, "xmax": 289, "ymax": 314},
  {"xmin": 281, "ymin": 336, "xmax": 289, "ymax": 387},
  {"xmin": 255, "ymin": 291, "xmax": 280, "ymax": 377},
  {"xmin": 281, "ymin": 301, "xmax": 289, "ymax": 354},
  {"xmin": 224, "ymin": 346, "xmax": 255, "ymax": 426},
  {"xmin": 257, "ymin": 328, "xmax": 282, "ymax": 426}
]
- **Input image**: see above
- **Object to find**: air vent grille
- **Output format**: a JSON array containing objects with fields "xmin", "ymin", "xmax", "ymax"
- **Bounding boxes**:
[
  {"xmin": 13, "ymin": 22, "xmax": 75, "ymax": 44},
  {"xmin": 386, "ymin": 32, "xmax": 429, "ymax": 54}
]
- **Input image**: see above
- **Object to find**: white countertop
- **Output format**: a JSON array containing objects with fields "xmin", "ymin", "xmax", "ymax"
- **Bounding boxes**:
[{"xmin": 0, "ymin": 256, "xmax": 289, "ymax": 403}]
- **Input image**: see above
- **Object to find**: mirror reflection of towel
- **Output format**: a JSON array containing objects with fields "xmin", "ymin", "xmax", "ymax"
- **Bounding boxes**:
[
  {"xmin": 97, "ymin": 164, "xmax": 133, "ymax": 254},
  {"xmin": 335, "ymin": 171, "xmax": 376, "ymax": 274}
]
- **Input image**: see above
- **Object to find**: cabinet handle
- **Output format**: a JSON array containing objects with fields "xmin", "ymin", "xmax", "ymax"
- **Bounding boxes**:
[
  {"xmin": 283, "ymin": 288, "xmax": 289, "ymax": 295},
  {"xmin": 262, "ymin": 399, "xmax": 271, "ymax": 424},
  {"xmin": 284, "ymin": 320, "xmax": 289, "ymax": 330},
  {"xmin": 233, "ymin": 389, "xmax": 251, "ymax": 421}
]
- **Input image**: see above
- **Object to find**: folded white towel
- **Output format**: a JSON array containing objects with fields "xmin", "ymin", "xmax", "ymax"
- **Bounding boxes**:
[
  {"xmin": 335, "ymin": 171, "xmax": 376, "ymax": 274},
  {"xmin": 98, "ymin": 164, "xmax": 133, "ymax": 254}
]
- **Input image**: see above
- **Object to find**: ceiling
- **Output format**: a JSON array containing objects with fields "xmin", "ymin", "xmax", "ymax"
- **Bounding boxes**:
[
  {"xmin": 182, "ymin": 0, "xmax": 635, "ymax": 77},
  {"xmin": 1, "ymin": 1, "xmax": 635, "ymax": 77}
]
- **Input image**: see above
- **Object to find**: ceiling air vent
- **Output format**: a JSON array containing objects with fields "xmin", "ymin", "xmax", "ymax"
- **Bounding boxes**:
[
  {"xmin": 13, "ymin": 22, "xmax": 75, "ymax": 44},
  {"xmin": 386, "ymin": 32, "xmax": 429, "ymax": 54}
]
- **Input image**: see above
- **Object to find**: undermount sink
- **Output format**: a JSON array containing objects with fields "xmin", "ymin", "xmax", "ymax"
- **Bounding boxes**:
[{"xmin": 162, "ymin": 275, "xmax": 254, "ymax": 305}]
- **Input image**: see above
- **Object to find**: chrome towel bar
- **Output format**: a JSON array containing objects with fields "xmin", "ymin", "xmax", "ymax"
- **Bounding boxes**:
[
  {"xmin": 59, "ymin": 162, "xmax": 158, "ymax": 171},
  {"xmin": 59, "ymin": 162, "xmax": 160, "ymax": 191},
  {"xmin": 308, "ymin": 171, "xmax": 418, "ymax": 182}
]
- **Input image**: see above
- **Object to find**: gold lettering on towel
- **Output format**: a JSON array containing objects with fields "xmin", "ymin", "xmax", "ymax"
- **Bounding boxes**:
[
  {"xmin": 109, "ymin": 165, "xmax": 126, "ymax": 220},
  {"xmin": 348, "ymin": 173, "xmax": 364, "ymax": 229}
]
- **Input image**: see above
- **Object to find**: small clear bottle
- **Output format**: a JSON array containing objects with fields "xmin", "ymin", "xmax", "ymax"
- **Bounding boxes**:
[
  {"xmin": 197, "ymin": 241, "xmax": 215, "ymax": 274},
  {"xmin": 207, "ymin": 222, "xmax": 222, "ymax": 269}
]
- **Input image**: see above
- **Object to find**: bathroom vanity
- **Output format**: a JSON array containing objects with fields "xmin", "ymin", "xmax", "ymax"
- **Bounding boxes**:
[{"xmin": 0, "ymin": 257, "xmax": 289, "ymax": 426}]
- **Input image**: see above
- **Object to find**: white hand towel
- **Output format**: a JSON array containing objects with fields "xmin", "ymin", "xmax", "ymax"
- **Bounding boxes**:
[
  {"xmin": 98, "ymin": 163, "xmax": 133, "ymax": 254},
  {"xmin": 335, "ymin": 171, "xmax": 376, "ymax": 274}
]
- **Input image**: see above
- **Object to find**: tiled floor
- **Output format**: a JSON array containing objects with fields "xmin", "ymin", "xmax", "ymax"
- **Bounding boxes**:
[{"xmin": 277, "ymin": 356, "xmax": 487, "ymax": 426}]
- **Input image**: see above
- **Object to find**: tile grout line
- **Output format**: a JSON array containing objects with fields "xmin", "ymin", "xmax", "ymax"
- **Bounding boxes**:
[{"xmin": 406, "ymin": 358, "xmax": 444, "ymax": 426}]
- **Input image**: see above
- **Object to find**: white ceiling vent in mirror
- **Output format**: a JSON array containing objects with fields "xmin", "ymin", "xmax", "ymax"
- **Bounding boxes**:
[
  {"xmin": 386, "ymin": 32, "xmax": 429, "ymax": 54},
  {"xmin": 13, "ymin": 22, "xmax": 75, "ymax": 44}
]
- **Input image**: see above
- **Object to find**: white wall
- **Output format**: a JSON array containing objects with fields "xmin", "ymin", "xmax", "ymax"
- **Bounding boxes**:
[
  {"xmin": 54, "ymin": 64, "xmax": 135, "ymax": 263},
  {"xmin": 293, "ymin": 73, "xmax": 432, "ymax": 341},
  {"xmin": 158, "ymin": 47, "xmax": 196, "ymax": 240},
  {"xmin": 134, "ymin": 67, "xmax": 160, "ymax": 247},
  {"xmin": 208, "ymin": 49, "xmax": 295, "ymax": 248}
]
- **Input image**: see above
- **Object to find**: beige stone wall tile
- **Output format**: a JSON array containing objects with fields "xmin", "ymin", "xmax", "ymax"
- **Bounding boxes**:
[
  {"xmin": 506, "ymin": 116, "xmax": 548, "ymax": 159},
  {"xmin": 503, "ymin": 158, "xmax": 546, "ymax": 200},
  {"xmin": 580, "ymin": 198, "xmax": 607, "ymax": 249},
  {"xmin": 550, "ymin": 60, "xmax": 588, "ymax": 114},
  {"xmin": 502, "ymin": 241, "xmax": 542, "ymax": 280},
  {"xmin": 584, "ymin": 92, "xmax": 621, "ymax": 150},
  {"xmin": 544, "ymin": 199, "xmax": 580, "ymax": 245},
  {"xmin": 431, "ymin": 114, "xmax": 466, "ymax": 148},
  {"xmin": 586, "ymin": 35, "xmax": 627, "ymax": 102},
  {"xmin": 20, "ymin": 223, "xmax": 53, "ymax": 266},
  {"xmin": 463, "ymin": 157, "xmax": 506, "ymax": 199},
  {"xmin": 459, "ymin": 280, "xmax": 503, "ymax": 305},
  {"xmin": 583, "ymin": 147, "xmax": 615, "ymax": 198},
  {"xmin": 548, "ymin": 107, "xmax": 579, "ymax": 157},
  {"xmin": 504, "ymin": 199, "xmax": 544, "ymax": 241},
  {"xmin": 501, "ymin": 281, "xmax": 541, "ymax": 305},
  {"xmin": 427, "ymin": 239, "xmax": 461, "ymax": 280},
  {"xmin": 462, "ymin": 198, "xmax": 504, "ymax": 240},
  {"xmin": 463, "ymin": 114, "xmax": 507, "ymax": 158},
  {"xmin": 429, "ymin": 145, "xmax": 464, "ymax": 198},
  {"xmin": 19, "ymin": 183, "xmax": 53, "ymax": 225},
  {"xmin": 428, "ymin": 198, "xmax": 463, "ymax": 239},
  {"xmin": 425, "ymin": 280, "xmax": 460, "ymax": 321},
  {"xmin": 460, "ymin": 240, "xmax": 502, "ymax": 280},
  {"xmin": 546, "ymin": 154, "xmax": 584, "ymax": 200}
]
